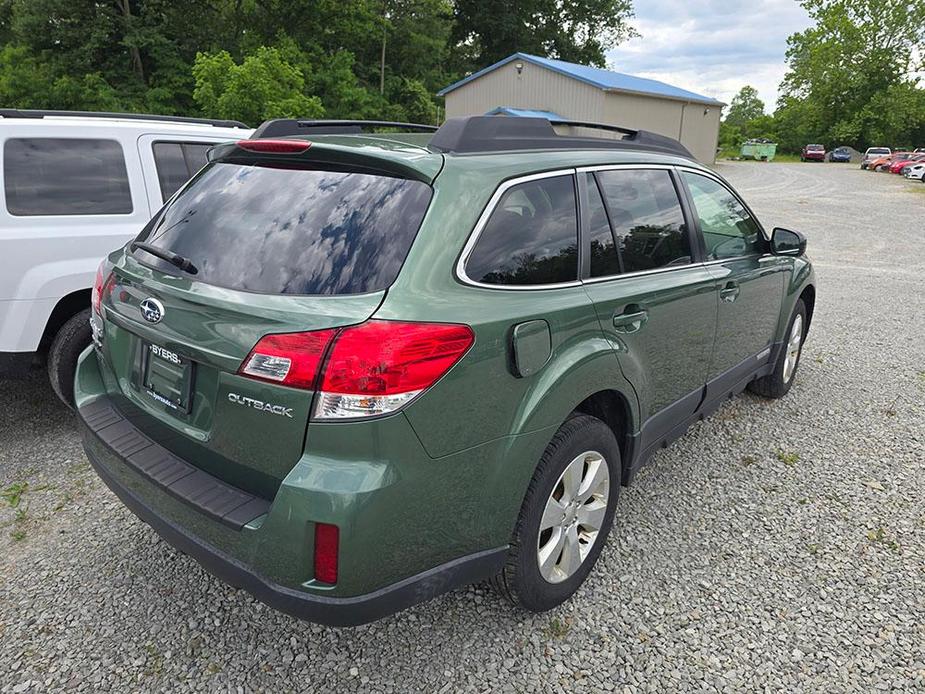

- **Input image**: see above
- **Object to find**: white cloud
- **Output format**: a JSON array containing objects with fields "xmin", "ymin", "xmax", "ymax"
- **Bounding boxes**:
[{"xmin": 607, "ymin": 0, "xmax": 814, "ymax": 110}]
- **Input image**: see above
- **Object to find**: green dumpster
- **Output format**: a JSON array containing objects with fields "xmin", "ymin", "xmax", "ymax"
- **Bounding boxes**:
[{"xmin": 740, "ymin": 139, "xmax": 777, "ymax": 161}]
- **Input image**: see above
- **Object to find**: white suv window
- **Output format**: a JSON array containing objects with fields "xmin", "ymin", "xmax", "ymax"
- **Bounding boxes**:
[
  {"xmin": 152, "ymin": 141, "xmax": 213, "ymax": 200},
  {"xmin": 3, "ymin": 138, "xmax": 133, "ymax": 216}
]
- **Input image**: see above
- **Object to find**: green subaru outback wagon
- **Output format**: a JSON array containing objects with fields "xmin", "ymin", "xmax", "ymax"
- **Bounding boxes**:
[{"xmin": 76, "ymin": 116, "xmax": 815, "ymax": 626}]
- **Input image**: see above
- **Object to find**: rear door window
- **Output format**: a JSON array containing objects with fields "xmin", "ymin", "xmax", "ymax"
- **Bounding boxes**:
[
  {"xmin": 681, "ymin": 172, "xmax": 764, "ymax": 260},
  {"xmin": 594, "ymin": 169, "xmax": 691, "ymax": 273},
  {"xmin": 152, "ymin": 142, "xmax": 214, "ymax": 200},
  {"xmin": 3, "ymin": 138, "xmax": 133, "ymax": 216},
  {"xmin": 465, "ymin": 174, "xmax": 578, "ymax": 286},
  {"xmin": 133, "ymin": 162, "xmax": 432, "ymax": 295}
]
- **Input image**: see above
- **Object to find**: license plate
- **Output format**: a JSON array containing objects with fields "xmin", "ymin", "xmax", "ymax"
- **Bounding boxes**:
[{"xmin": 142, "ymin": 343, "xmax": 194, "ymax": 412}]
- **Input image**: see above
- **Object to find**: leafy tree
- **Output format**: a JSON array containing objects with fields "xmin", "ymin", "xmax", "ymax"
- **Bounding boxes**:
[
  {"xmin": 192, "ymin": 48, "xmax": 324, "ymax": 124},
  {"xmin": 450, "ymin": 0, "xmax": 636, "ymax": 71},
  {"xmin": 777, "ymin": 0, "xmax": 925, "ymax": 149},
  {"xmin": 724, "ymin": 86, "xmax": 765, "ymax": 128}
]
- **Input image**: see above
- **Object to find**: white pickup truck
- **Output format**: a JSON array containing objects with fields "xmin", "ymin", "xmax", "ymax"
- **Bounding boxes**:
[{"xmin": 0, "ymin": 110, "xmax": 252, "ymax": 403}]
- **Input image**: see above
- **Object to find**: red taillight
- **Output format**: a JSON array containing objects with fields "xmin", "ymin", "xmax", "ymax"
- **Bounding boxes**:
[
  {"xmin": 238, "ymin": 320, "xmax": 474, "ymax": 419},
  {"xmin": 314, "ymin": 523, "xmax": 339, "ymax": 584},
  {"xmin": 238, "ymin": 329, "xmax": 338, "ymax": 389},
  {"xmin": 91, "ymin": 260, "xmax": 115, "ymax": 317},
  {"xmin": 236, "ymin": 139, "xmax": 311, "ymax": 153},
  {"xmin": 91, "ymin": 264, "xmax": 104, "ymax": 316},
  {"xmin": 314, "ymin": 320, "xmax": 474, "ymax": 419}
]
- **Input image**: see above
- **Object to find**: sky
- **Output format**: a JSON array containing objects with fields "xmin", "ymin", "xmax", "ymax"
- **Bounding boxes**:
[{"xmin": 606, "ymin": 0, "xmax": 815, "ymax": 112}]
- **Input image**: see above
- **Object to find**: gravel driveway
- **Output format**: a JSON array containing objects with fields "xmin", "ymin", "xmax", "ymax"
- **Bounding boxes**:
[{"xmin": 2, "ymin": 163, "xmax": 923, "ymax": 693}]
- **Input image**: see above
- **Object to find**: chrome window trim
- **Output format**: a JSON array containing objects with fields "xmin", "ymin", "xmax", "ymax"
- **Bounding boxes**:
[
  {"xmin": 455, "ymin": 168, "xmax": 583, "ymax": 291},
  {"xmin": 454, "ymin": 163, "xmax": 773, "ymax": 291}
]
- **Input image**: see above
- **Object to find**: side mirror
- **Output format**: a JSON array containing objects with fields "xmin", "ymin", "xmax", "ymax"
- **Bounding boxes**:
[{"xmin": 771, "ymin": 227, "xmax": 806, "ymax": 256}]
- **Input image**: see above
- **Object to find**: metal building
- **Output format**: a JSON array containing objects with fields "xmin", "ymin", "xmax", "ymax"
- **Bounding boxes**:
[{"xmin": 438, "ymin": 53, "xmax": 725, "ymax": 163}]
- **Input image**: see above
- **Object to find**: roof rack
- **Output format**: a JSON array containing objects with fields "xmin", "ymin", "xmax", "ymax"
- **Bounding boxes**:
[
  {"xmin": 0, "ymin": 109, "xmax": 248, "ymax": 129},
  {"xmin": 252, "ymin": 119, "xmax": 439, "ymax": 139},
  {"xmin": 428, "ymin": 115, "xmax": 693, "ymax": 159}
]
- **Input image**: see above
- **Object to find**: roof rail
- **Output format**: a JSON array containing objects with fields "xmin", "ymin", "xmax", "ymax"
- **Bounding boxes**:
[
  {"xmin": 0, "ymin": 109, "xmax": 248, "ymax": 129},
  {"xmin": 251, "ymin": 119, "xmax": 439, "ymax": 139},
  {"xmin": 428, "ymin": 115, "xmax": 693, "ymax": 159}
]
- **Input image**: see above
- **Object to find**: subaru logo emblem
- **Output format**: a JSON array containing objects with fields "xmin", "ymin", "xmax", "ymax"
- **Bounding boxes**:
[{"xmin": 140, "ymin": 298, "xmax": 165, "ymax": 324}]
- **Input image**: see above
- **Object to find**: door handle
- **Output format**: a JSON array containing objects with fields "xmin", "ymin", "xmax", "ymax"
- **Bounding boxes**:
[
  {"xmin": 720, "ymin": 281, "xmax": 740, "ymax": 303},
  {"xmin": 613, "ymin": 307, "xmax": 648, "ymax": 333}
]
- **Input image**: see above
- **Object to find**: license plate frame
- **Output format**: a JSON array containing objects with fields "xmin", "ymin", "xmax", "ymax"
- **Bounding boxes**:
[{"xmin": 141, "ymin": 342, "xmax": 195, "ymax": 413}]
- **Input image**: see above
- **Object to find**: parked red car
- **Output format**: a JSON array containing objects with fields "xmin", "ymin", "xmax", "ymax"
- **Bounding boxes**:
[
  {"xmin": 800, "ymin": 144, "xmax": 826, "ymax": 161},
  {"xmin": 889, "ymin": 153, "xmax": 925, "ymax": 174},
  {"xmin": 868, "ymin": 152, "xmax": 912, "ymax": 172}
]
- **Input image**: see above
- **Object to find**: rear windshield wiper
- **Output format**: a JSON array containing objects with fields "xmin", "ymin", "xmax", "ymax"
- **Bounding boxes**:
[{"xmin": 130, "ymin": 241, "xmax": 199, "ymax": 275}]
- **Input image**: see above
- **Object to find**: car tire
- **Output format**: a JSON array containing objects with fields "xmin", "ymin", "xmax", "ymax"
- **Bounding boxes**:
[
  {"xmin": 748, "ymin": 299, "xmax": 807, "ymax": 399},
  {"xmin": 491, "ymin": 414, "xmax": 620, "ymax": 612},
  {"xmin": 47, "ymin": 309, "xmax": 92, "ymax": 408}
]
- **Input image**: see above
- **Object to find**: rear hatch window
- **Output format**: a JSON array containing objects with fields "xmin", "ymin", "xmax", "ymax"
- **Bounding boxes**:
[{"xmin": 133, "ymin": 162, "xmax": 433, "ymax": 295}]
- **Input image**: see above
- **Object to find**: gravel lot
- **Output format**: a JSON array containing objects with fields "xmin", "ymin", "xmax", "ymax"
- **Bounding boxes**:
[{"xmin": 2, "ymin": 162, "xmax": 924, "ymax": 693}]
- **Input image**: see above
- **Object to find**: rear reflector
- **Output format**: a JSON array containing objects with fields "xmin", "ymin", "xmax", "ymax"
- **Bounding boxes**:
[
  {"xmin": 236, "ymin": 139, "xmax": 312, "ymax": 153},
  {"xmin": 314, "ymin": 523, "xmax": 339, "ymax": 584},
  {"xmin": 239, "ymin": 329, "xmax": 337, "ymax": 389}
]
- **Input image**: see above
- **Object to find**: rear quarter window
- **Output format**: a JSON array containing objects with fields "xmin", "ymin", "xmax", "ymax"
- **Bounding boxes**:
[
  {"xmin": 3, "ymin": 138, "xmax": 133, "ymax": 216},
  {"xmin": 464, "ymin": 174, "xmax": 579, "ymax": 286},
  {"xmin": 133, "ymin": 162, "xmax": 432, "ymax": 295}
]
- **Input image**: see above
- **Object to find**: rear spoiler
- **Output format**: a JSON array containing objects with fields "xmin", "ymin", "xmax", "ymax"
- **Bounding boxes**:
[{"xmin": 208, "ymin": 140, "xmax": 439, "ymax": 183}]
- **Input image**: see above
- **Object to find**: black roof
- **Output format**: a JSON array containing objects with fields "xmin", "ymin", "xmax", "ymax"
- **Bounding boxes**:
[
  {"xmin": 428, "ymin": 116, "xmax": 693, "ymax": 158},
  {"xmin": 251, "ymin": 119, "xmax": 438, "ymax": 139},
  {"xmin": 247, "ymin": 115, "xmax": 693, "ymax": 159}
]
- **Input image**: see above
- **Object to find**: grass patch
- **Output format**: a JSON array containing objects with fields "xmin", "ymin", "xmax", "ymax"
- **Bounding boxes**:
[
  {"xmin": 545, "ymin": 616, "xmax": 573, "ymax": 639},
  {"xmin": 866, "ymin": 527, "xmax": 901, "ymax": 553},
  {"xmin": 741, "ymin": 455, "xmax": 757, "ymax": 466},
  {"xmin": 1, "ymin": 482, "xmax": 28, "ymax": 508},
  {"xmin": 776, "ymin": 450, "xmax": 800, "ymax": 466}
]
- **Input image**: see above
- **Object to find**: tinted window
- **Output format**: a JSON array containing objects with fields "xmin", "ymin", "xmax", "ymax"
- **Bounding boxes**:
[
  {"xmin": 133, "ymin": 162, "xmax": 432, "ymax": 295},
  {"xmin": 682, "ymin": 172, "xmax": 764, "ymax": 260},
  {"xmin": 595, "ymin": 169, "xmax": 690, "ymax": 273},
  {"xmin": 466, "ymin": 175, "xmax": 578, "ymax": 286},
  {"xmin": 4, "ymin": 138, "xmax": 132, "ymax": 216},
  {"xmin": 587, "ymin": 177, "xmax": 621, "ymax": 277},
  {"xmin": 153, "ymin": 142, "xmax": 214, "ymax": 200}
]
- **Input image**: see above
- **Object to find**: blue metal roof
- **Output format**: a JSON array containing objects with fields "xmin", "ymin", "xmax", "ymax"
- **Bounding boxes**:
[
  {"xmin": 438, "ymin": 53, "xmax": 724, "ymax": 106},
  {"xmin": 485, "ymin": 107, "xmax": 564, "ymax": 120}
]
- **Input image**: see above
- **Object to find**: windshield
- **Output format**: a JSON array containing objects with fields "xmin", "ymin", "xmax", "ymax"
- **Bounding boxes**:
[{"xmin": 133, "ymin": 162, "xmax": 432, "ymax": 295}]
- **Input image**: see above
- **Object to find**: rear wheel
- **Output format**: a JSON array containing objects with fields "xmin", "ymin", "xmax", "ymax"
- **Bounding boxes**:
[
  {"xmin": 47, "ymin": 309, "xmax": 92, "ymax": 408},
  {"xmin": 492, "ymin": 415, "xmax": 620, "ymax": 612},
  {"xmin": 749, "ymin": 299, "xmax": 806, "ymax": 399}
]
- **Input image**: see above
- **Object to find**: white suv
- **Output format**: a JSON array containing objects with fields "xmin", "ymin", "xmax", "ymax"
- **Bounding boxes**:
[{"xmin": 0, "ymin": 110, "xmax": 252, "ymax": 403}]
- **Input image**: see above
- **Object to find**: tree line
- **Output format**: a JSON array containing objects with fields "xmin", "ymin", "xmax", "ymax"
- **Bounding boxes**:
[
  {"xmin": 721, "ymin": 0, "xmax": 925, "ymax": 153},
  {"xmin": 0, "ymin": 0, "xmax": 633, "ymax": 126},
  {"xmin": 0, "ymin": 0, "xmax": 920, "ymax": 151}
]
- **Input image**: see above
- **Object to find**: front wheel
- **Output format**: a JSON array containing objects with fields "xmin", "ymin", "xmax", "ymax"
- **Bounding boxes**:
[
  {"xmin": 748, "ymin": 299, "xmax": 807, "ymax": 399},
  {"xmin": 491, "ymin": 415, "xmax": 620, "ymax": 612}
]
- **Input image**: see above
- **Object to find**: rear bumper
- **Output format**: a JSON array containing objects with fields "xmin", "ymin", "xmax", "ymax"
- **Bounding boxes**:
[
  {"xmin": 75, "ymin": 345, "xmax": 513, "ymax": 625},
  {"xmin": 81, "ymin": 434, "xmax": 504, "ymax": 626}
]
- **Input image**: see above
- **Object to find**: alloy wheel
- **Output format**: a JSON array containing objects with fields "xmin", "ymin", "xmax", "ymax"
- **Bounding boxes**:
[
  {"xmin": 536, "ymin": 450, "xmax": 610, "ymax": 584},
  {"xmin": 783, "ymin": 313, "xmax": 804, "ymax": 383}
]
